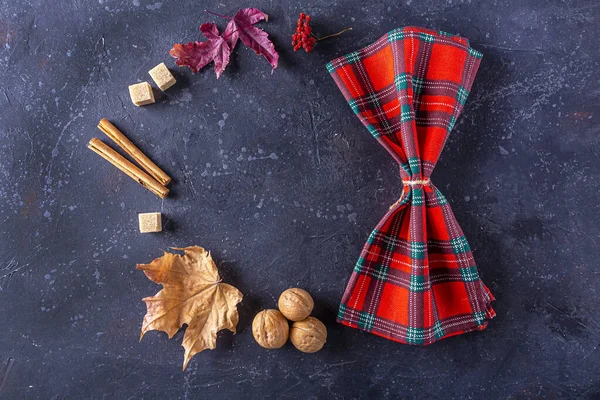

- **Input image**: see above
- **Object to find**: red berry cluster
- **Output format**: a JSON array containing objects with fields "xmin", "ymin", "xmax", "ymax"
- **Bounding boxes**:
[{"xmin": 292, "ymin": 12, "xmax": 316, "ymax": 52}]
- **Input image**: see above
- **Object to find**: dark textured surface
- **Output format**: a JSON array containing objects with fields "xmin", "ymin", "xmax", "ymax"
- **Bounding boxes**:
[{"xmin": 1, "ymin": 0, "xmax": 599, "ymax": 398}]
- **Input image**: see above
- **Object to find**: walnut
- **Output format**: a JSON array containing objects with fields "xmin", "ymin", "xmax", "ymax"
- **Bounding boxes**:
[
  {"xmin": 252, "ymin": 309, "xmax": 289, "ymax": 349},
  {"xmin": 278, "ymin": 288, "xmax": 314, "ymax": 321},
  {"xmin": 290, "ymin": 316, "xmax": 327, "ymax": 353}
]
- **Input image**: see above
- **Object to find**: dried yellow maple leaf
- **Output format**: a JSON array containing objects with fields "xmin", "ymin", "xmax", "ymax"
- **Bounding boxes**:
[{"xmin": 137, "ymin": 246, "xmax": 243, "ymax": 370}]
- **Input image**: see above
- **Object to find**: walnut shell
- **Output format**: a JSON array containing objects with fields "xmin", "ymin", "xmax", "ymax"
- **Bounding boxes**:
[
  {"xmin": 252, "ymin": 309, "xmax": 289, "ymax": 349},
  {"xmin": 290, "ymin": 316, "xmax": 327, "ymax": 353},
  {"xmin": 278, "ymin": 288, "xmax": 314, "ymax": 321}
]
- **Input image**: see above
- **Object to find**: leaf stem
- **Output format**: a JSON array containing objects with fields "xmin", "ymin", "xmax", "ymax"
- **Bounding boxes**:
[
  {"xmin": 205, "ymin": 9, "xmax": 232, "ymax": 20},
  {"xmin": 314, "ymin": 27, "xmax": 353, "ymax": 42}
]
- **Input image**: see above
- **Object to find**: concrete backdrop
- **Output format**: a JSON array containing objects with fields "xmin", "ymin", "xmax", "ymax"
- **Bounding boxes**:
[{"xmin": 1, "ymin": 0, "xmax": 599, "ymax": 398}]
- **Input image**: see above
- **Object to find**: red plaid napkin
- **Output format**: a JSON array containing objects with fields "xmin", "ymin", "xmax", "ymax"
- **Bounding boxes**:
[{"xmin": 327, "ymin": 27, "xmax": 495, "ymax": 344}]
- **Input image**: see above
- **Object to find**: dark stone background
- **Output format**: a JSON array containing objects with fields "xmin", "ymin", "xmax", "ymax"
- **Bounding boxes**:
[{"xmin": 1, "ymin": 0, "xmax": 599, "ymax": 398}]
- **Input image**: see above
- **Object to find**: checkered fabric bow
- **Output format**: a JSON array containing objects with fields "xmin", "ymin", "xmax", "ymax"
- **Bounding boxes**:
[{"xmin": 327, "ymin": 27, "xmax": 495, "ymax": 344}]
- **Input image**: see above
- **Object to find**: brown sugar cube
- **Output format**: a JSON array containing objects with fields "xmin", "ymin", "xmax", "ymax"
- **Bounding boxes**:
[
  {"xmin": 148, "ymin": 63, "xmax": 176, "ymax": 91},
  {"xmin": 128, "ymin": 82, "xmax": 155, "ymax": 106},
  {"xmin": 138, "ymin": 212, "xmax": 162, "ymax": 233}
]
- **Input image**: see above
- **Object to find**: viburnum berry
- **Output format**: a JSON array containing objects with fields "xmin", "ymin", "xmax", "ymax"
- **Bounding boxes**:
[{"xmin": 291, "ymin": 12, "xmax": 352, "ymax": 53}]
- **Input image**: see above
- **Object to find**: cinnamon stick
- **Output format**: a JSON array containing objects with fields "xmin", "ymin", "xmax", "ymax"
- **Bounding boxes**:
[
  {"xmin": 97, "ymin": 118, "xmax": 171, "ymax": 186},
  {"xmin": 87, "ymin": 138, "xmax": 169, "ymax": 198}
]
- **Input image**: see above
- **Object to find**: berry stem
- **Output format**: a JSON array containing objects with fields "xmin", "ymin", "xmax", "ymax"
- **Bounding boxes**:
[
  {"xmin": 315, "ymin": 27, "xmax": 353, "ymax": 42},
  {"xmin": 204, "ymin": 9, "xmax": 232, "ymax": 19}
]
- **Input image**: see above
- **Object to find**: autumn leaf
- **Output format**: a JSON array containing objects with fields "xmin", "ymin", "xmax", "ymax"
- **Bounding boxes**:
[
  {"xmin": 169, "ymin": 22, "xmax": 232, "ymax": 78},
  {"xmin": 137, "ymin": 246, "xmax": 243, "ymax": 370},
  {"xmin": 223, "ymin": 8, "xmax": 278, "ymax": 70},
  {"xmin": 170, "ymin": 8, "xmax": 278, "ymax": 77},
  {"xmin": 221, "ymin": 8, "xmax": 267, "ymax": 48}
]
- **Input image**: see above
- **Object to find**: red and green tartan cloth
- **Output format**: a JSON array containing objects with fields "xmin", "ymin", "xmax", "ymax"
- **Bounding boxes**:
[{"xmin": 327, "ymin": 26, "xmax": 495, "ymax": 345}]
